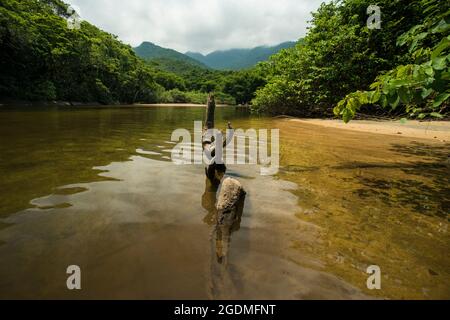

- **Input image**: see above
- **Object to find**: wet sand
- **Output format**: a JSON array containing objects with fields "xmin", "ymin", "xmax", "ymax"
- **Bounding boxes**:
[{"xmin": 290, "ymin": 119, "xmax": 450, "ymax": 142}]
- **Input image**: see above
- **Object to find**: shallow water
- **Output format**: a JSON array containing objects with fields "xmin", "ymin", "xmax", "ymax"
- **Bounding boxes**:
[{"xmin": 0, "ymin": 106, "xmax": 448, "ymax": 299}]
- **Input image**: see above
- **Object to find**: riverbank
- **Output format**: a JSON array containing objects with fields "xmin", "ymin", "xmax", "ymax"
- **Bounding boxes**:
[
  {"xmin": 1, "ymin": 101, "xmax": 448, "ymax": 142},
  {"xmin": 0, "ymin": 100, "xmax": 104, "ymax": 107},
  {"xmin": 289, "ymin": 119, "xmax": 450, "ymax": 142},
  {"xmin": 135, "ymin": 103, "xmax": 232, "ymax": 108},
  {"xmin": 0, "ymin": 101, "xmax": 233, "ymax": 108}
]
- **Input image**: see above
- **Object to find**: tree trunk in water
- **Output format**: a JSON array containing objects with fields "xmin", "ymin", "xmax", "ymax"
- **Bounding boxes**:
[
  {"xmin": 206, "ymin": 93, "xmax": 215, "ymax": 130},
  {"xmin": 203, "ymin": 93, "xmax": 224, "ymax": 185}
]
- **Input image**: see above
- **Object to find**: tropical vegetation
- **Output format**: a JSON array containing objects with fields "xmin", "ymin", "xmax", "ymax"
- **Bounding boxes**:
[
  {"xmin": 251, "ymin": 0, "xmax": 449, "ymax": 120},
  {"xmin": 1, "ymin": 0, "xmax": 448, "ymax": 120}
]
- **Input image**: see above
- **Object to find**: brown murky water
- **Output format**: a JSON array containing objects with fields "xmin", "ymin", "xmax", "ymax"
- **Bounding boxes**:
[{"xmin": 0, "ymin": 106, "xmax": 448, "ymax": 299}]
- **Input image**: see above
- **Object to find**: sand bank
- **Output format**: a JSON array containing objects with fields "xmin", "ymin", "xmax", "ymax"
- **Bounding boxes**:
[{"xmin": 289, "ymin": 119, "xmax": 450, "ymax": 142}]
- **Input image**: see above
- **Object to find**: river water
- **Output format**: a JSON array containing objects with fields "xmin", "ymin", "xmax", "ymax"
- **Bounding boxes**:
[{"xmin": 0, "ymin": 106, "xmax": 448, "ymax": 299}]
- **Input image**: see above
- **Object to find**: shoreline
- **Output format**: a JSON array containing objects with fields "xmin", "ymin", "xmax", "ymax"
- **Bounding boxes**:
[
  {"xmin": 135, "ymin": 103, "xmax": 232, "ymax": 107},
  {"xmin": 1, "ymin": 101, "xmax": 448, "ymax": 141},
  {"xmin": 0, "ymin": 100, "xmax": 104, "ymax": 107},
  {"xmin": 0, "ymin": 101, "xmax": 233, "ymax": 108},
  {"xmin": 289, "ymin": 119, "xmax": 450, "ymax": 142}
]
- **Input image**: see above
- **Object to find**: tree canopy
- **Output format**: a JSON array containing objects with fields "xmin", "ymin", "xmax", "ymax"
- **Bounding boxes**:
[
  {"xmin": 251, "ymin": 0, "xmax": 449, "ymax": 120},
  {"xmin": 0, "ymin": 0, "xmax": 164, "ymax": 103},
  {"xmin": 1, "ymin": 0, "xmax": 448, "ymax": 118}
]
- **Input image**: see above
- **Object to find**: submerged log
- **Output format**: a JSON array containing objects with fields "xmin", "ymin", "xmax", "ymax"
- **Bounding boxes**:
[
  {"xmin": 214, "ymin": 177, "xmax": 246, "ymax": 264},
  {"xmin": 216, "ymin": 177, "xmax": 246, "ymax": 218},
  {"xmin": 200, "ymin": 95, "xmax": 246, "ymax": 269}
]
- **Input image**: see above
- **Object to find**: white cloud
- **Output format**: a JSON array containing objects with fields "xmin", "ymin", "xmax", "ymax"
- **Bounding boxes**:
[{"xmin": 67, "ymin": 0, "xmax": 328, "ymax": 54}]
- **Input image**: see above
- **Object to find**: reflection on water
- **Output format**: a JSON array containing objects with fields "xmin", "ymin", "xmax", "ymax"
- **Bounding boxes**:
[
  {"xmin": 202, "ymin": 178, "xmax": 246, "ymax": 298},
  {"xmin": 0, "ymin": 106, "xmax": 448, "ymax": 299}
]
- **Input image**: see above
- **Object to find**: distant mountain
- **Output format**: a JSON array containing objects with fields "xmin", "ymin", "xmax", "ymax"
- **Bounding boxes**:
[
  {"xmin": 133, "ymin": 42, "xmax": 208, "ymax": 70},
  {"xmin": 134, "ymin": 41, "xmax": 299, "ymax": 72},
  {"xmin": 186, "ymin": 41, "xmax": 297, "ymax": 70}
]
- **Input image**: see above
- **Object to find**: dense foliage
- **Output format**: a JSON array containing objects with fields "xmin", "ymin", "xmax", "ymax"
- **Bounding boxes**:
[
  {"xmin": 0, "ymin": 0, "xmax": 162, "ymax": 103},
  {"xmin": 2, "ymin": 0, "xmax": 447, "ymax": 118},
  {"xmin": 139, "ymin": 49, "xmax": 265, "ymax": 105},
  {"xmin": 334, "ymin": 0, "xmax": 450, "ymax": 121},
  {"xmin": 222, "ymin": 70, "xmax": 266, "ymax": 105},
  {"xmin": 132, "ymin": 41, "xmax": 277, "ymax": 104},
  {"xmin": 0, "ymin": 0, "xmax": 250, "ymax": 106},
  {"xmin": 252, "ymin": 0, "xmax": 449, "ymax": 119}
]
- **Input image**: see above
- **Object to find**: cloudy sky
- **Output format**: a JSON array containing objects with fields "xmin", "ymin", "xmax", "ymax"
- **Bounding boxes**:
[{"xmin": 68, "ymin": 0, "xmax": 328, "ymax": 54}]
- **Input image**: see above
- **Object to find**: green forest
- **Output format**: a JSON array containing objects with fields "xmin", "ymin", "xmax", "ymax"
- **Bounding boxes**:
[{"xmin": 0, "ymin": 0, "xmax": 449, "ymax": 120}]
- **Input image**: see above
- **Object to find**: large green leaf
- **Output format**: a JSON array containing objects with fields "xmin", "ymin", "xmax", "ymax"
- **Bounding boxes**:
[
  {"xmin": 433, "ymin": 92, "xmax": 450, "ymax": 108},
  {"xmin": 421, "ymin": 88, "xmax": 434, "ymax": 99},
  {"xmin": 430, "ymin": 112, "xmax": 444, "ymax": 118},
  {"xmin": 380, "ymin": 94, "xmax": 388, "ymax": 108},
  {"xmin": 389, "ymin": 94, "xmax": 401, "ymax": 109},
  {"xmin": 410, "ymin": 32, "xmax": 428, "ymax": 52},
  {"xmin": 431, "ymin": 37, "xmax": 450, "ymax": 60},
  {"xmin": 398, "ymin": 87, "xmax": 412, "ymax": 103},
  {"xmin": 424, "ymin": 65, "xmax": 435, "ymax": 76},
  {"xmin": 432, "ymin": 56, "xmax": 447, "ymax": 70},
  {"xmin": 342, "ymin": 108, "xmax": 352, "ymax": 123},
  {"xmin": 418, "ymin": 113, "xmax": 427, "ymax": 119},
  {"xmin": 370, "ymin": 90, "xmax": 381, "ymax": 103},
  {"xmin": 431, "ymin": 19, "xmax": 450, "ymax": 34}
]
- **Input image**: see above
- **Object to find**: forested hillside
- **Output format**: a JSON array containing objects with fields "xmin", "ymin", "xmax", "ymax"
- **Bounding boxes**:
[
  {"xmin": 132, "ymin": 40, "xmax": 292, "ymax": 105},
  {"xmin": 185, "ymin": 41, "xmax": 297, "ymax": 70},
  {"xmin": 0, "ymin": 0, "xmax": 236, "ymax": 105},
  {"xmin": 133, "ymin": 42, "xmax": 208, "ymax": 70},
  {"xmin": 0, "ymin": 0, "xmax": 161, "ymax": 104}
]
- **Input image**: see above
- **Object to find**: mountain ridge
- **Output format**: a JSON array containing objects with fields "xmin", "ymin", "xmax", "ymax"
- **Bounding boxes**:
[
  {"xmin": 185, "ymin": 41, "xmax": 297, "ymax": 70},
  {"xmin": 134, "ymin": 41, "xmax": 298, "ymax": 71},
  {"xmin": 133, "ymin": 42, "xmax": 208, "ymax": 69}
]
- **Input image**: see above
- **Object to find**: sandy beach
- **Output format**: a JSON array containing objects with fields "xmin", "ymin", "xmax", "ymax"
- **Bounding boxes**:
[{"xmin": 290, "ymin": 119, "xmax": 450, "ymax": 142}]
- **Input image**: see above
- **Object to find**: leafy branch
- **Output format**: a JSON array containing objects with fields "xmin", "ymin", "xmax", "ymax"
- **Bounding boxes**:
[{"xmin": 335, "ymin": 0, "xmax": 449, "ymax": 122}]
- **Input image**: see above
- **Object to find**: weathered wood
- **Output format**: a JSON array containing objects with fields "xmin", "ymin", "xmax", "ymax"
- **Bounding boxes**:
[
  {"xmin": 203, "ymin": 93, "xmax": 219, "ymax": 184},
  {"xmin": 202, "ymin": 93, "xmax": 235, "ymax": 185},
  {"xmin": 205, "ymin": 93, "xmax": 215, "ymax": 130},
  {"xmin": 216, "ymin": 177, "xmax": 246, "ymax": 216},
  {"xmin": 200, "ymin": 96, "xmax": 246, "ymax": 269},
  {"xmin": 214, "ymin": 177, "xmax": 246, "ymax": 264}
]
